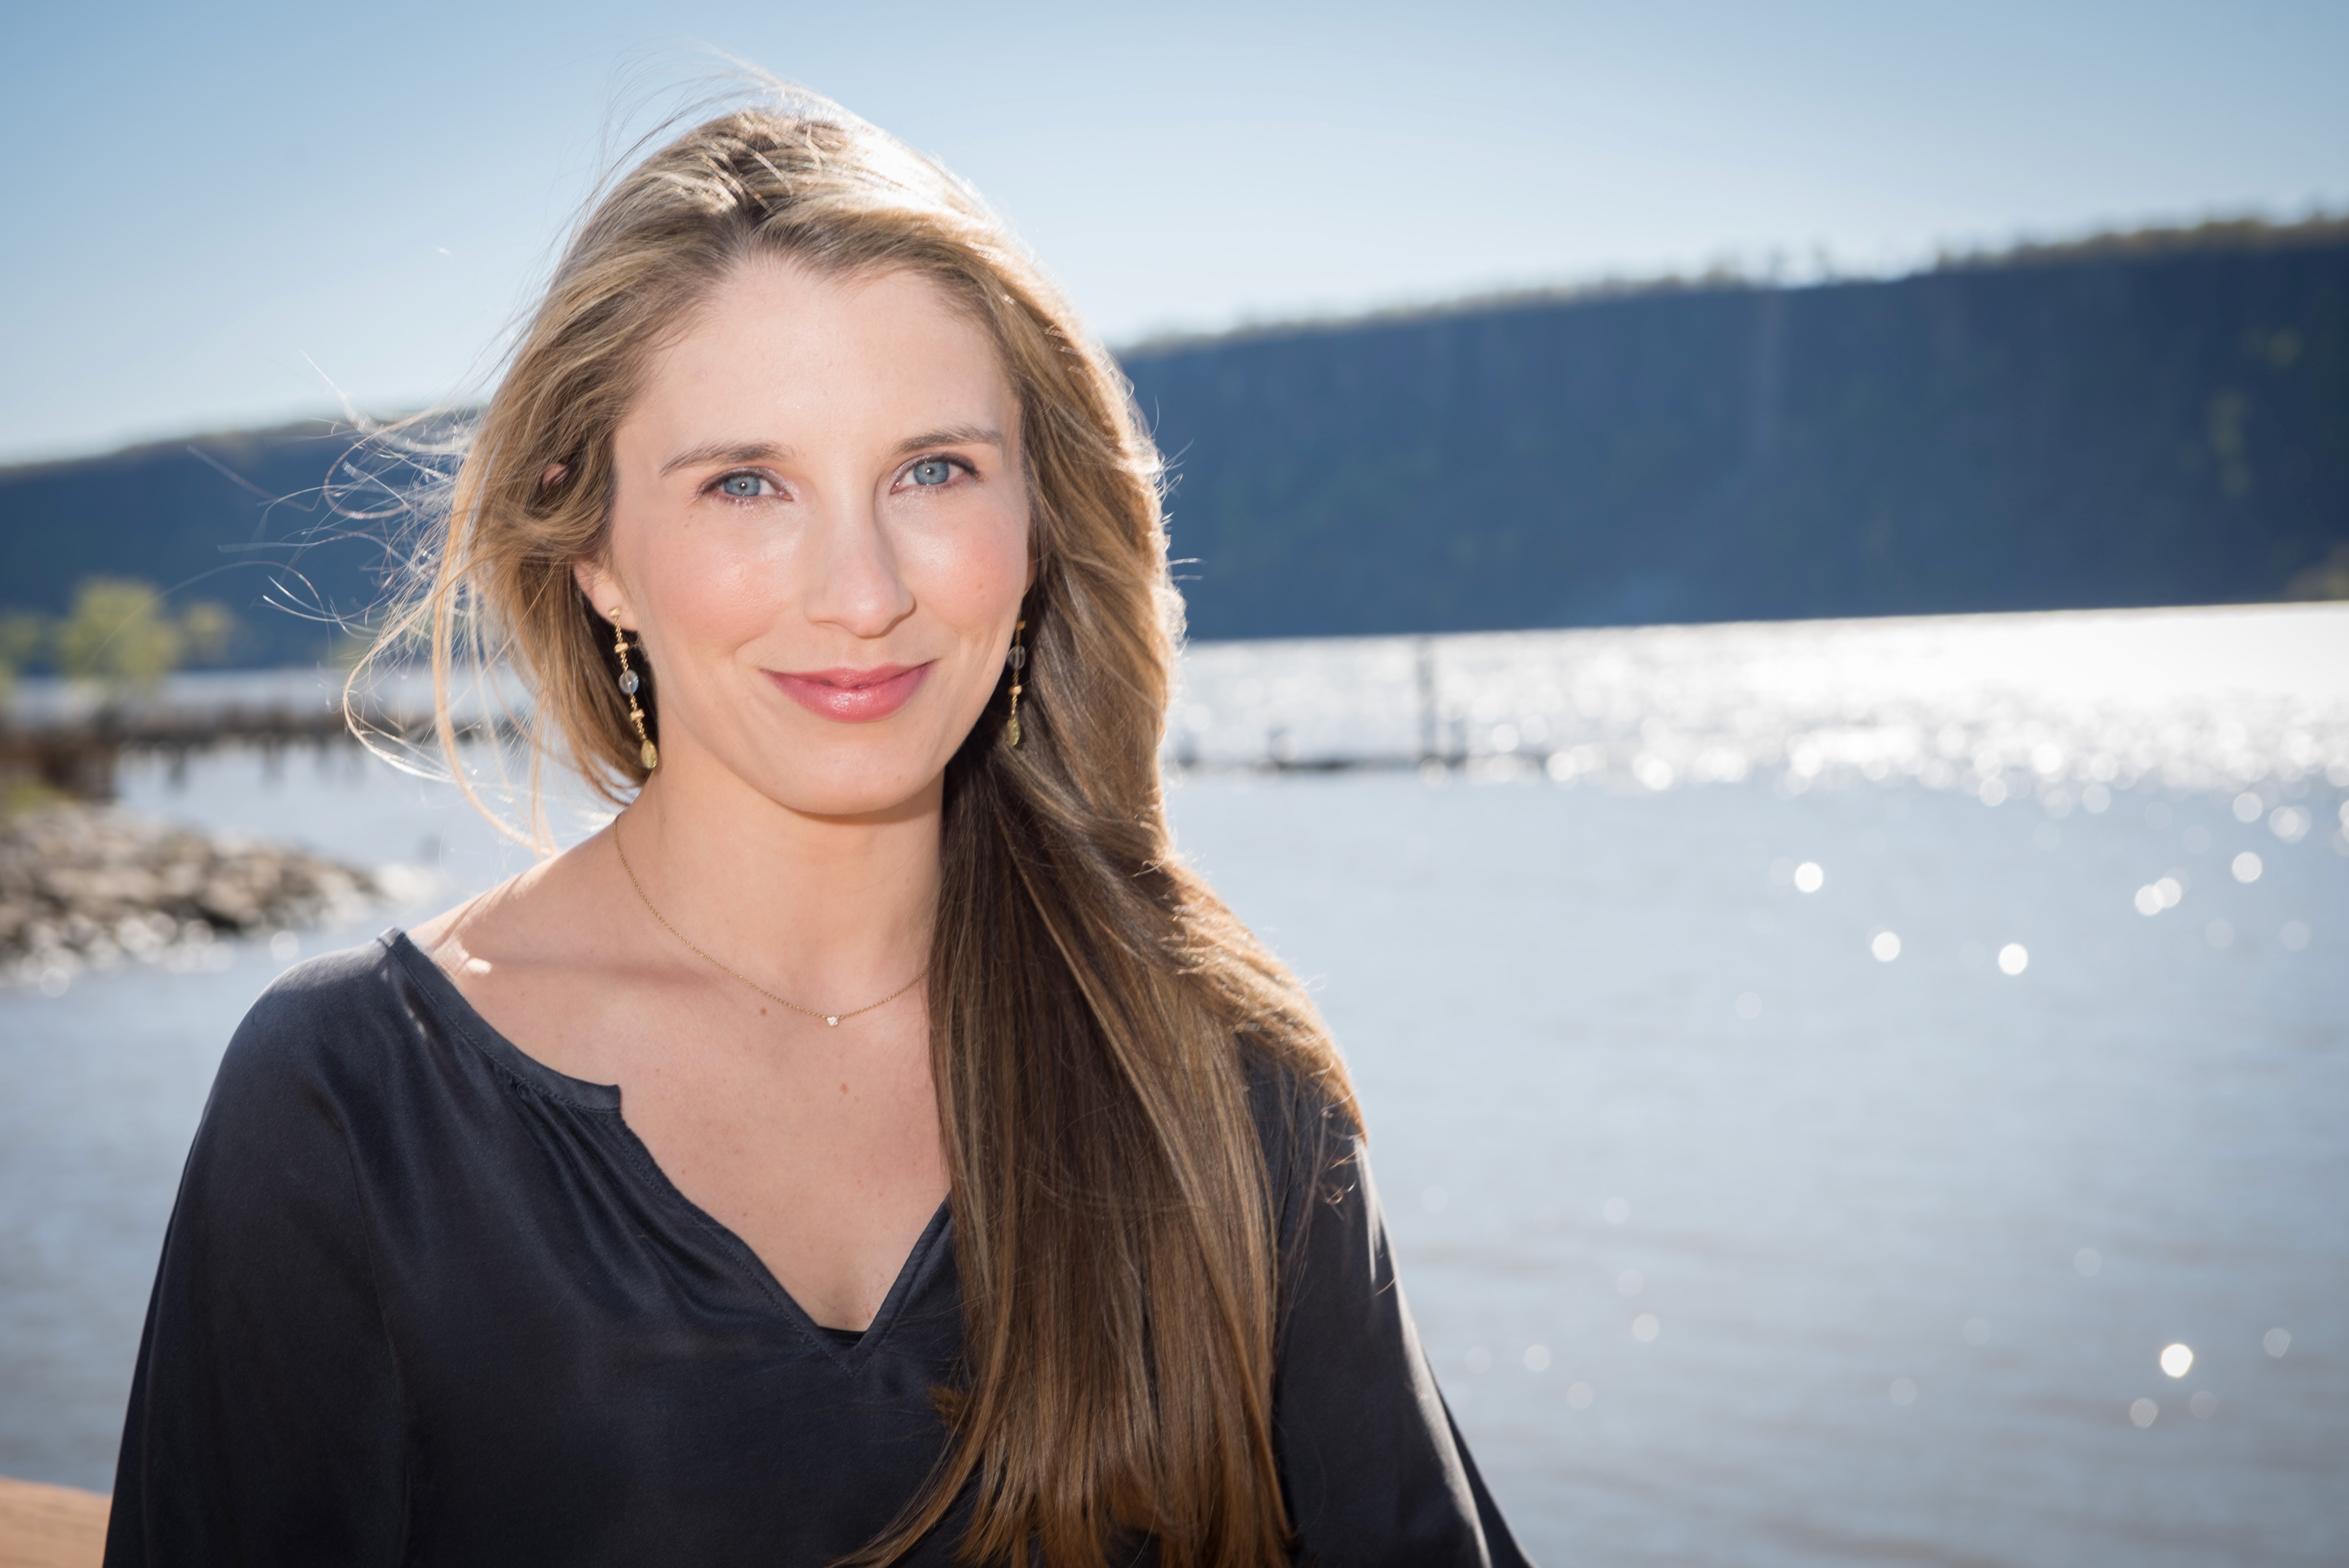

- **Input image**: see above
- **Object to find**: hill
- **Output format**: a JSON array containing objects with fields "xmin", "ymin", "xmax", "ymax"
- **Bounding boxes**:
[
  {"xmin": 0, "ymin": 422, "xmax": 412, "ymax": 667},
  {"xmin": 2, "ymin": 218, "xmax": 2344, "ymax": 664},
  {"xmin": 1123, "ymin": 217, "xmax": 2349, "ymax": 638}
]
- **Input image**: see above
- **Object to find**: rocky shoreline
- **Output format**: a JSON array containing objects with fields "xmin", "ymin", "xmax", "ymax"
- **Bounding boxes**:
[{"xmin": 1, "ymin": 804, "xmax": 378, "ymax": 987}]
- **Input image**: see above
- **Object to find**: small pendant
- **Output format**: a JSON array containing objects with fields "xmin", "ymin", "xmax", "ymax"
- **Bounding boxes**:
[
  {"xmin": 640, "ymin": 739, "xmax": 659, "ymax": 769},
  {"xmin": 824, "ymin": 1015, "xmax": 840, "ymax": 1027},
  {"xmin": 1005, "ymin": 714, "xmax": 1021, "ymax": 748}
]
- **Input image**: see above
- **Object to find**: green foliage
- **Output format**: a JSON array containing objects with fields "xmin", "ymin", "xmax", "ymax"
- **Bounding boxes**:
[
  {"xmin": 32, "ymin": 578, "xmax": 244, "ymax": 695},
  {"xmin": 2284, "ymin": 545, "xmax": 2349, "ymax": 600},
  {"xmin": 56, "ymin": 579, "xmax": 183, "ymax": 689},
  {"xmin": 0, "ymin": 608, "xmax": 50, "ymax": 707},
  {"xmin": 0, "ymin": 610, "xmax": 46, "ymax": 669},
  {"xmin": 178, "ymin": 600, "xmax": 238, "ymax": 662}
]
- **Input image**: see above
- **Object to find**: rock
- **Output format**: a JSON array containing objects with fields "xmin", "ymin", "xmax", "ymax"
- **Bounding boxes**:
[{"xmin": 1, "ymin": 804, "xmax": 378, "ymax": 978}]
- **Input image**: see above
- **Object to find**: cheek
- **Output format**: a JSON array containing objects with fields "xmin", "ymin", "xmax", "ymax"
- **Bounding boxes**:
[
  {"xmin": 905, "ymin": 509, "xmax": 1031, "ymax": 630},
  {"xmin": 621, "ymin": 514, "xmax": 788, "ymax": 649}
]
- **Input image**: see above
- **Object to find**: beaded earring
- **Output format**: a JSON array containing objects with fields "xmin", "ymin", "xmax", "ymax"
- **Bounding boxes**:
[
  {"xmin": 1004, "ymin": 618, "xmax": 1027, "ymax": 748},
  {"xmin": 609, "ymin": 611, "xmax": 658, "ymax": 770}
]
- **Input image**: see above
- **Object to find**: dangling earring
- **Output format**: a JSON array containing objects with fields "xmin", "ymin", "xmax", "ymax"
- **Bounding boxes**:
[
  {"xmin": 610, "ymin": 610, "xmax": 658, "ymax": 770},
  {"xmin": 1004, "ymin": 618, "xmax": 1027, "ymax": 748}
]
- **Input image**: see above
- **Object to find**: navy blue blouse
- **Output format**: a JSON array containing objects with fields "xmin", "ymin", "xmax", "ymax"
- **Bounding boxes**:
[{"xmin": 105, "ymin": 934, "xmax": 1530, "ymax": 1566}]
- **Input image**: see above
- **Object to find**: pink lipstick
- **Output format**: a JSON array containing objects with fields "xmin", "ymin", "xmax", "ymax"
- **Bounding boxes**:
[{"xmin": 766, "ymin": 662, "xmax": 932, "ymax": 722}]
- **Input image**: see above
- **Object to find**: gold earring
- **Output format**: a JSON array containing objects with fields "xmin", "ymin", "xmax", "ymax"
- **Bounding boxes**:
[
  {"xmin": 610, "ymin": 611, "xmax": 658, "ymax": 770},
  {"xmin": 1004, "ymin": 618, "xmax": 1027, "ymax": 748}
]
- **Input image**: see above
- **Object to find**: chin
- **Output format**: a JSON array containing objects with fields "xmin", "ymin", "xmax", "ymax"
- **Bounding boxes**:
[{"xmin": 749, "ymin": 751, "xmax": 952, "ymax": 820}]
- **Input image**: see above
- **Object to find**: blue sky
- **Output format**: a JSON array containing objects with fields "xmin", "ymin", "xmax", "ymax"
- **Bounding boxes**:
[{"xmin": 3, "ymin": 0, "xmax": 2343, "ymax": 463}]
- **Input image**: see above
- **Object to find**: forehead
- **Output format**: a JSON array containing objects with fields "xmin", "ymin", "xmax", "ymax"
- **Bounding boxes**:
[{"xmin": 627, "ymin": 258, "xmax": 1015, "ymax": 439}]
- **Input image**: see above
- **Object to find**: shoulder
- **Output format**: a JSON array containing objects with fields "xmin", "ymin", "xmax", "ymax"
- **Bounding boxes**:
[
  {"xmin": 211, "ymin": 934, "xmax": 435, "ymax": 1115},
  {"xmin": 166, "ymin": 937, "xmax": 445, "ymax": 1249},
  {"xmin": 1240, "ymin": 1037, "xmax": 1358, "ymax": 1153},
  {"xmin": 1237, "ymin": 1038, "xmax": 1365, "ymax": 1247}
]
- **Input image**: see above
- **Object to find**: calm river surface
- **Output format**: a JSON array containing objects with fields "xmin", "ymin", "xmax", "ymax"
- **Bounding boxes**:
[{"xmin": 4, "ymin": 605, "xmax": 2345, "ymax": 1565}]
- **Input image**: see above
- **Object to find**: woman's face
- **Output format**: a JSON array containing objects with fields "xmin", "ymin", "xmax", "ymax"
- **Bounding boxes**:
[{"xmin": 578, "ymin": 259, "xmax": 1031, "ymax": 820}]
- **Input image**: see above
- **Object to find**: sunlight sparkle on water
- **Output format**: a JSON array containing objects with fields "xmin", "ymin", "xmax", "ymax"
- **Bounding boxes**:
[
  {"xmin": 1172, "ymin": 605, "xmax": 2349, "ymax": 802},
  {"xmin": 1631, "ymin": 1314, "xmax": 1660, "ymax": 1342},
  {"xmin": 2233, "ymin": 792, "xmax": 2264, "ymax": 823},
  {"xmin": 1998, "ymin": 943, "xmax": 2030, "ymax": 976},
  {"xmin": 1870, "ymin": 931, "xmax": 1902, "ymax": 963},
  {"xmin": 1793, "ymin": 861, "xmax": 1825, "ymax": 893},
  {"xmin": 1523, "ymin": 1345, "xmax": 1551, "ymax": 1372},
  {"xmin": 2130, "ymin": 1398, "xmax": 2159, "ymax": 1429},
  {"xmin": 2159, "ymin": 1343, "xmax": 2194, "ymax": 1378},
  {"xmin": 2232, "ymin": 852, "xmax": 2264, "ymax": 883},
  {"xmin": 1566, "ymin": 1382, "xmax": 1595, "ymax": 1410},
  {"xmin": 2263, "ymin": 1328, "xmax": 2291, "ymax": 1358}
]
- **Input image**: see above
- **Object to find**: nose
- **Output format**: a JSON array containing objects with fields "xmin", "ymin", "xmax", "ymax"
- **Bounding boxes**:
[{"xmin": 802, "ymin": 491, "xmax": 916, "ymax": 640}]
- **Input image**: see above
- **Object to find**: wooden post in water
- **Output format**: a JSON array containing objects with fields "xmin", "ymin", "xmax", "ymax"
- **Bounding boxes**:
[{"xmin": 1415, "ymin": 637, "xmax": 1438, "ymax": 765}]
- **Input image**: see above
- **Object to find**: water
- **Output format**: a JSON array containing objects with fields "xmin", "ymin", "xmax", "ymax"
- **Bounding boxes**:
[
  {"xmin": 1174, "ymin": 602, "xmax": 2349, "ymax": 793},
  {"xmin": 4, "ymin": 606, "xmax": 2345, "ymax": 1564}
]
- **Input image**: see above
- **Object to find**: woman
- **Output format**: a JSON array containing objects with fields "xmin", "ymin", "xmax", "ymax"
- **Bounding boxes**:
[{"xmin": 106, "ymin": 93, "xmax": 1529, "ymax": 1568}]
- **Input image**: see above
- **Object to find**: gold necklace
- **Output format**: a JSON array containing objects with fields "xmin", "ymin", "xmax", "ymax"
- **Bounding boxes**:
[{"xmin": 611, "ymin": 825, "xmax": 926, "ymax": 1028}]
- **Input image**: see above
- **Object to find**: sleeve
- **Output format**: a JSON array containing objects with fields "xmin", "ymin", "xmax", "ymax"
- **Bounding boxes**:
[
  {"xmin": 105, "ymin": 992, "xmax": 408, "ymax": 1566},
  {"xmin": 1270, "ymin": 1126, "xmax": 1534, "ymax": 1567}
]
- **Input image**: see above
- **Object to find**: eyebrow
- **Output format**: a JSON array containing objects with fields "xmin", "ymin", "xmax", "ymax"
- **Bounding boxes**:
[
  {"xmin": 658, "ymin": 426, "xmax": 1007, "ymax": 477},
  {"xmin": 892, "ymin": 425, "xmax": 1005, "ymax": 457},
  {"xmin": 659, "ymin": 440, "xmax": 793, "ymax": 477}
]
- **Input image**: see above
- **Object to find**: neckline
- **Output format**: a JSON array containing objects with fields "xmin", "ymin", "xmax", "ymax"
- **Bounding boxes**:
[
  {"xmin": 385, "ymin": 928, "xmax": 622, "ymax": 1111},
  {"xmin": 381, "ymin": 927, "xmax": 953, "ymax": 1357}
]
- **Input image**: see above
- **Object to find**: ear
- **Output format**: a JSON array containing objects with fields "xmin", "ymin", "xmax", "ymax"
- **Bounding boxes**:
[{"xmin": 573, "ymin": 556, "xmax": 625, "ymax": 628}]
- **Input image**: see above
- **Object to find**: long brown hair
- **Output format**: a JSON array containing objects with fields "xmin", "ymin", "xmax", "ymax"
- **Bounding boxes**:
[{"xmin": 359, "ymin": 91, "xmax": 1356, "ymax": 1567}]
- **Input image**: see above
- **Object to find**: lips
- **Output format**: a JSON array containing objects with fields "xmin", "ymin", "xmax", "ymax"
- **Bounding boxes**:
[{"xmin": 765, "ymin": 662, "xmax": 933, "ymax": 722}]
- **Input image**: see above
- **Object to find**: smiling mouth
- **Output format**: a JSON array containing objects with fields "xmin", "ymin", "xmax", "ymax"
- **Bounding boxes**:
[{"xmin": 765, "ymin": 662, "xmax": 933, "ymax": 722}]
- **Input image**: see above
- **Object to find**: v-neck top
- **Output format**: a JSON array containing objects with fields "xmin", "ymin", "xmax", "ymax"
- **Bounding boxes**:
[{"xmin": 103, "ymin": 934, "xmax": 1532, "ymax": 1567}]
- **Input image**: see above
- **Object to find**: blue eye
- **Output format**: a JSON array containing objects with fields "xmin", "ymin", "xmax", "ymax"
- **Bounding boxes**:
[
  {"xmin": 718, "ymin": 473, "xmax": 766, "ymax": 499},
  {"xmin": 909, "ymin": 459, "xmax": 953, "ymax": 487}
]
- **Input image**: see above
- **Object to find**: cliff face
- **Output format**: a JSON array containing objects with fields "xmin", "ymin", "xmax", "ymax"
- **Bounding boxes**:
[
  {"xmin": 1126, "ymin": 225, "xmax": 2349, "ymax": 638},
  {"xmin": 3, "ymin": 225, "xmax": 2344, "ymax": 662}
]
